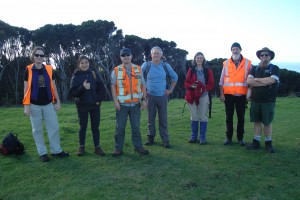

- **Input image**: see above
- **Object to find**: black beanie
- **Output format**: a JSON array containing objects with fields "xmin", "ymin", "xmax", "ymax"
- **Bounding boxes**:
[{"xmin": 231, "ymin": 42, "xmax": 242, "ymax": 50}]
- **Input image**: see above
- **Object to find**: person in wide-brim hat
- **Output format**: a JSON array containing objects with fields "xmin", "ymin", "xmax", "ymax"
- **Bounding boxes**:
[{"xmin": 256, "ymin": 47, "xmax": 275, "ymax": 60}]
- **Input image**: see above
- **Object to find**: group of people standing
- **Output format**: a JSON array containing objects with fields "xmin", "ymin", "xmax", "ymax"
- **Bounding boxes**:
[{"xmin": 22, "ymin": 43, "xmax": 279, "ymax": 162}]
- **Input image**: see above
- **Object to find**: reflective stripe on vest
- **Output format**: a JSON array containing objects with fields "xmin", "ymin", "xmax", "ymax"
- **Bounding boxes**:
[
  {"xmin": 223, "ymin": 58, "xmax": 250, "ymax": 95},
  {"xmin": 116, "ymin": 64, "xmax": 142, "ymax": 103}
]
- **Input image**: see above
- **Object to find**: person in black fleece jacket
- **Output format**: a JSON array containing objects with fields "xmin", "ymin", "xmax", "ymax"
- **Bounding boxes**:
[{"xmin": 69, "ymin": 55, "xmax": 106, "ymax": 156}]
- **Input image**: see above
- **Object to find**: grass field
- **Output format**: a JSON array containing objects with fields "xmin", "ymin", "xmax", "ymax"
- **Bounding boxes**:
[{"xmin": 0, "ymin": 97, "xmax": 299, "ymax": 200}]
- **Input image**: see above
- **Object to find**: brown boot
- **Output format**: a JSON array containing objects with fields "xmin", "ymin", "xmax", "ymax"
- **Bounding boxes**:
[
  {"xmin": 112, "ymin": 150, "xmax": 123, "ymax": 157},
  {"xmin": 77, "ymin": 146, "xmax": 85, "ymax": 156},
  {"xmin": 134, "ymin": 147, "xmax": 149, "ymax": 155},
  {"xmin": 95, "ymin": 147, "xmax": 105, "ymax": 156}
]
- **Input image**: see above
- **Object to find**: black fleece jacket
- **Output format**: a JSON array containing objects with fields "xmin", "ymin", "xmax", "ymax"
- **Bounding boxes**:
[{"xmin": 69, "ymin": 69, "xmax": 105, "ymax": 107}]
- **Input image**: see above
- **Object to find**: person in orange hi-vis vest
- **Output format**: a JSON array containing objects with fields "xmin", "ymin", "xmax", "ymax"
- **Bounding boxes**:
[
  {"xmin": 219, "ymin": 42, "xmax": 252, "ymax": 146},
  {"xmin": 23, "ymin": 46, "xmax": 69, "ymax": 162},
  {"xmin": 110, "ymin": 48, "xmax": 149, "ymax": 156}
]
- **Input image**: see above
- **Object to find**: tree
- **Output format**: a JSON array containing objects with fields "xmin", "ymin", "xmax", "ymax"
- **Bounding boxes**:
[
  {"xmin": 0, "ymin": 21, "xmax": 32, "ymax": 104},
  {"xmin": 1, "ymin": 20, "xmax": 300, "ymax": 105}
]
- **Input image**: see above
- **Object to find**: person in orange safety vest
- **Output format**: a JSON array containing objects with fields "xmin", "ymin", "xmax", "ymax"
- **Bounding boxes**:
[
  {"xmin": 23, "ymin": 46, "xmax": 69, "ymax": 162},
  {"xmin": 110, "ymin": 48, "xmax": 149, "ymax": 157},
  {"xmin": 219, "ymin": 42, "xmax": 252, "ymax": 146}
]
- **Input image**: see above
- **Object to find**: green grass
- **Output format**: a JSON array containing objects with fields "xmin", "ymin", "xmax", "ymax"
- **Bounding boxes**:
[{"xmin": 0, "ymin": 98, "xmax": 300, "ymax": 200}]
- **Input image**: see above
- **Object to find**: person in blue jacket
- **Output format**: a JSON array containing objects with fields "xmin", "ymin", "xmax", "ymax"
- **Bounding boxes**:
[{"xmin": 69, "ymin": 55, "xmax": 106, "ymax": 156}]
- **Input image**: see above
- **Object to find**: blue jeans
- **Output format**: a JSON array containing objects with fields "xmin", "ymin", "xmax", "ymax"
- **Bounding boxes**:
[
  {"xmin": 114, "ymin": 104, "xmax": 143, "ymax": 150},
  {"xmin": 147, "ymin": 94, "xmax": 169, "ymax": 142}
]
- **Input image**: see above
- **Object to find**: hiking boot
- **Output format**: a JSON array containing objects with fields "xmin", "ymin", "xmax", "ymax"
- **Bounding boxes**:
[
  {"xmin": 163, "ymin": 141, "xmax": 170, "ymax": 148},
  {"xmin": 145, "ymin": 136, "xmax": 154, "ymax": 146},
  {"xmin": 238, "ymin": 140, "xmax": 246, "ymax": 146},
  {"xmin": 95, "ymin": 147, "xmax": 105, "ymax": 156},
  {"xmin": 265, "ymin": 141, "xmax": 276, "ymax": 153},
  {"xmin": 112, "ymin": 150, "xmax": 123, "ymax": 157},
  {"xmin": 51, "ymin": 151, "xmax": 69, "ymax": 158},
  {"xmin": 223, "ymin": 139, "xmax": 232, "ymax": 145},
  {"xmin": 134, "ymin": 148, "xmax": 149, "ymax": 155},
  {"xmin": 199, "ymin": 140, "xmax": 206, "ymax": 145},
  {"xmin": 40, "ymin": 154, "xmax": 50, "ymax": 162},
  {"xmin": 246, "ymin": 139, "xmax": 260, "ymax": 150},
  {"xmin": 77, "ymin": 146, "xmax": 85, "ymax": 156},
  {"xmin": 188, "ymin": 138, "xmax": 198, "ymax": 143}
]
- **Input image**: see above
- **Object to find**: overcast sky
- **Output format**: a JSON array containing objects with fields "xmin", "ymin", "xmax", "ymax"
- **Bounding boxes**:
[{"xmin": 1, "ymin": 0, "xmax": 300, "ymax": 65}]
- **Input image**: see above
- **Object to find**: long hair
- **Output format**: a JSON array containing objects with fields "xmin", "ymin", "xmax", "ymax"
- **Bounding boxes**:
[
  {"xmin": 192, "ymin": 52, "xmax": 206, "ymax": 67},
  {"xmin": 76, "ymin": 55, "xmax": 89, "ymax": 69}
]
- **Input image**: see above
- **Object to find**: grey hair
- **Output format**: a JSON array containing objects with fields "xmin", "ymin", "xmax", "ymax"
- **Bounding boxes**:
[{"xmin": 151, "ymin": 46, "xmax": 163, "ymax": 55}]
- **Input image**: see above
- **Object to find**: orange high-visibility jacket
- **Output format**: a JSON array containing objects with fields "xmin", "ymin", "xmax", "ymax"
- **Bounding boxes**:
[
  {"xmin": 222, "ymin": 58, "xmax": 251, "ymax": 95},
  {"xmin": 114, "ymin": 64, "xmax": 143, "ymax": 103},
  {"xmin": 23, "ymin": 64, "xmax": 56, "ymax": 105}
]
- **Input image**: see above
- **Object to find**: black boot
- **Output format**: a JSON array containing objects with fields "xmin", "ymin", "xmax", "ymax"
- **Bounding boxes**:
[
  {"xmin": 163, "ymin": 141, "xmax": 170, "ymax": 148},
  {"xmin": 246, "ymin": 139, "xmax": 260, "ymax": 150},
  {"xmin": 145, "ymin": 136, "xmax": 154, "ymax": 146},
  {"xmin": 265, "ymin": 141, "xmax": 276, "ymax": 153}
]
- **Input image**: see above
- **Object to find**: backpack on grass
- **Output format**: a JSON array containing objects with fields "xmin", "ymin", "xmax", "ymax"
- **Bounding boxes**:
[{"xmin": 0, "ymin": 132, "xmax": 25, "ymax": 155}]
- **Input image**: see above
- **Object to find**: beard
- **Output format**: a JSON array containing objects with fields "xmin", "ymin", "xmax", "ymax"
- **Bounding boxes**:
[
  {"xmin": 259, "ymin": 60, "xmax": 269, "ymax": 68},
  {"xmin": 232, "ymin": 54, "xmax": 240, "ymax": 61}
]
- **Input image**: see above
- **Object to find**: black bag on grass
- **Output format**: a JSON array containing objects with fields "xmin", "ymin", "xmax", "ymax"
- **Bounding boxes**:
[{"xmin": 0, "ymin": 132, "xmax": 25, "ymax": 155}]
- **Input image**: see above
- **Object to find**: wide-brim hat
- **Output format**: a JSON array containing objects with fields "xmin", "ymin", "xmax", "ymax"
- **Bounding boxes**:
[{"xmin": 256, "ymin": 47, "xmax": 275, "ymax": 60}]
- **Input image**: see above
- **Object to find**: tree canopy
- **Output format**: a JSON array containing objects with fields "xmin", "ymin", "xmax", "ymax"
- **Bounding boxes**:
[{"xmin": 0, "ymin": 20, "xmax": 299, "ymax": 105}]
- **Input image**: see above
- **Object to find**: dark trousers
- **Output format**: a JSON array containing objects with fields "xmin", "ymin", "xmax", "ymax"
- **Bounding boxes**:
[
  {"xmin": 77, "ymin": 105, "xmax": 100, "ymax": 147},
  {"xmin": 114, "ymin": 104, "xmax": 142, "ymax": 150},
  {"xmin": 224, "ymin": 94, "xmax": 246, "ymax": 141},
  {"xmin": 147, "ymin": 94, "xmax": 169, "ymax": 142}
]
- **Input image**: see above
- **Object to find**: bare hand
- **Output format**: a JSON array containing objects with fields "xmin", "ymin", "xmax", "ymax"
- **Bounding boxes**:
[
  {"xmin": 54, "ymin": 102, "xmax": 61, "ymax": 111},
  {"xmin": 165, "ymin": 89, "xmax": 173, "ymax": 95},
  {"xmin": 191, "ymin": 84, "xmax": 197, "ymax": 89},
  {"xmin": 141, "ymin": 100, "xmax": 147, "ymax": 110},
  {"xmin": 114, "ymin": 101, "xmax": 121, "ymax": 111},
  {"xmin": 83, "ymin": 80, "xmax": 90, "ymax": 90},
  {"xmin": 219, "ymin": 95, "xmax": 225, "ymax": 102},
  {"xmin": 24, "ymin": 106, "xmax": 30, "ymax": 117}
]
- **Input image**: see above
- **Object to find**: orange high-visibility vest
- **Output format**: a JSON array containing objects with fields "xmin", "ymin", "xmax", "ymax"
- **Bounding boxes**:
[
  {"xmin": 23, "ymin": 64, "xmax": 56, "ymax": 105},
  {"xmin": 114, "ymin": 64, "xmax": 143, "ymax": 103},
  {"xmin": 222, "ymin": 58, "xmax": 251, "ymax": 95}
]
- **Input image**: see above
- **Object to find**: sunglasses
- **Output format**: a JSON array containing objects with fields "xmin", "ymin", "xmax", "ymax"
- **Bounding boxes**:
[
  {"xmin": 34, "ymin": 54, "xmax": 45, "ymax": 58},
  {"xmin": 260, "ymin": 54, "xmax": 270, "ymax": 57},
  {"xmin": 121, "ymin": 54, "xmax": 131, "ymax": 57}
]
